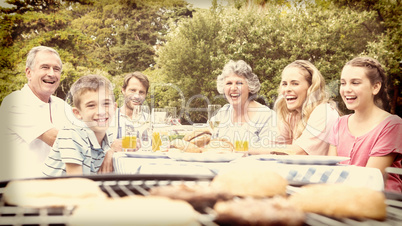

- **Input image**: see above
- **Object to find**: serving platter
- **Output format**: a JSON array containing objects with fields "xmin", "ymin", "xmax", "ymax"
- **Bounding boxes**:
[
  {"xmin": 255, "ymin": 155, "xmax": 350, "ymax": 165},
  {"xmin": 167, "ymin": 152, "xmax": 243, "ymax": 162},
  {"xmin": 124, "ymin": 151, "xmax": 169, "ymax": 159}
]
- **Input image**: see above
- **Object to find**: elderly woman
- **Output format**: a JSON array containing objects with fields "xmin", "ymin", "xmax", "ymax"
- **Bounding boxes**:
[{"xmin": 210, "ymin": 60, "xmax": 278, "ymax": 150}]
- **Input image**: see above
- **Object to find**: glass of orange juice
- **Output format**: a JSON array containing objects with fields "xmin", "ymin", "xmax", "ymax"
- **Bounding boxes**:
[
  {"xmin": 122, "ymin": 132, "xmax": 137, "ymax": 152},
  {"xmin": 122, "ymin": 125, "xmax": 137, "ymax": 152},
  {"xmin": 152, "ymin": 132, "xmax": 162, "ymax": 152},
  {"xmin": 234, "ymin": 140, "xmax": 249, "ymax": 153}
]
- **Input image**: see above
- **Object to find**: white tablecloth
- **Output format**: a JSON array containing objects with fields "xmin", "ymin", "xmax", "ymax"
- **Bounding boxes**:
[
  {"xmin": 113, "ymin": 153, "xmax": 384, "ymax": 191},
  {"xmin": 113, "ymin": 152, "xmax": 225, "ymax": 176}
]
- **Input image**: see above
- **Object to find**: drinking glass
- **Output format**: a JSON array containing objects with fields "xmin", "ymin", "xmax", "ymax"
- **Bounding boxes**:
[
  {"xmin": 234, "ymin": 140, "xmax": 249, "ymax": 152},
  {"xmin": 131, "ymin": 105, "xmax": 143, "ymax": 123},
  {"xmin": 151, "ymin": 127, "xmax": 170, "ymax": 151},
  {"xmin": 152, "ymin": 131, "xmax": 162, "ymax": 152},
  {"xmin": 139, "ymin": 109, "xmax": 152, "ymax": 151},
  {"xmin": 122, "ymin": 124, "xmax": 137, "ymax": 152},
  {"xmin": 233, "ymin": 122, "xmax": 249, "ymax": 155},
  {"xmin": 164, "ymin": 107, "xmax": 177, "ymax": 125},
  {"xmin": 208, "ymin": 104, "xmax": 221, "ymax": 129},
  {"xmin": 159, "ymin": 131, "xmax": 170, "ymax": 150},
  {"xmin": 152, "ymin": 108, "xmax": 168, "ymax": 124}
]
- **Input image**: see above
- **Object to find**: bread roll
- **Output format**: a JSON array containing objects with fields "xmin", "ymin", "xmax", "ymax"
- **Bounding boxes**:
[
  {"xmin": 170, "ymin": 139, "xmax": 202, "ymax": 153},
  {"xmin": 289, "ymin": 184, "xmax": 387, "ymax": 220},
  {"xmin": 211, "ymin": 168, "xmax": 288, "ymax": 197},
  {"xmin": 69, "ymin": 195, "xmax": 200, "ymax": 226},
  {"xmin": 183, "ymin": 128, "xmax": 212, "ymax": 147},
  {"xmin": 4, "ymin": 178, "xmax": 107, "ymax": 207},
  {"xmin": 189, "ymin": 133, "xmax": 211, "ymax": 147}
]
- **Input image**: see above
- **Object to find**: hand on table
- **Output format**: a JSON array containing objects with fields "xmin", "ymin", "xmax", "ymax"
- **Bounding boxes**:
[
  {"xmin": 129, "ymin": 138, "xmax": 142, "ymax": 152},
  {"xmin": 248, "ymin": 148, "xmax": 295, "ymax": 155},
  {"xmin": 98, "ymin": 139, "xmax": 122, "ymax": 174},
  {"xmin": 249, "ymin": 143, "xmax": 307, "ymax": 155}
]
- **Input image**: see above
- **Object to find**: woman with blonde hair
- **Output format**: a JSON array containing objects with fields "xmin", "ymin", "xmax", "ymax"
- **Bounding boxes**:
[{"xmin": 251, "ymin": 60, "xmax": 339, "ymax": 155}]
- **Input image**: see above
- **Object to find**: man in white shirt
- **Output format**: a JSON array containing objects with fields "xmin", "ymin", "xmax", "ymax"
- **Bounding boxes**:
[
  {"xmin": 0, "ymin": 46, "xmax": 73, "ymax": 180},
  {"xmin": 111, "ymin": 72, "xmax": 150, "ymax": 144}
]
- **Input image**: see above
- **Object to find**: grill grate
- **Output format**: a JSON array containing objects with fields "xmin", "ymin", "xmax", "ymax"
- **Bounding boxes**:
[{"xmin": 0, "ymin": 174, "xmax": 401, "ymax": 226}]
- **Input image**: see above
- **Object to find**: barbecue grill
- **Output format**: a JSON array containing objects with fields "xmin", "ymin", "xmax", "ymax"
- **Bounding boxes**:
[{"xmin": 0, "ymin": 174, "xmax": 401, "ymax": 226}]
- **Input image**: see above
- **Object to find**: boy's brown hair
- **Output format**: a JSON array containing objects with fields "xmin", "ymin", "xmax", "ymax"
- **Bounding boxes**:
[{"xmin": 70, "ymin": 74, "xmax": 115, "ymax": 109}]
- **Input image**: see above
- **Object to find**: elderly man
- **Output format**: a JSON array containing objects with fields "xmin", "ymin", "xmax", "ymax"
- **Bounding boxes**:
[{"xmin": 0, "ymin": 46, "xmax": 73, "ymax": 180}]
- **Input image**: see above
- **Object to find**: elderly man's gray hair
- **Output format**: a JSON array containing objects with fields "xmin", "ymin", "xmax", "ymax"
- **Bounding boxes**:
[{"xmin": 26, "ymin": 46, "xmax": 62, "ymax": 70}]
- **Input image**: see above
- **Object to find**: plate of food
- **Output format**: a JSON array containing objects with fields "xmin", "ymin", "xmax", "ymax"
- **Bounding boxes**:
[
  {"xmin": 124, "ymin": 151, "xmax": 169, "ymax": 159},
  {"xmin": 167, "ymin": 152, "xmax": 244, "ymax": 162},
  {"xmin": 255, "ymin": 155, "xmax": 350, "ymax": 165}
]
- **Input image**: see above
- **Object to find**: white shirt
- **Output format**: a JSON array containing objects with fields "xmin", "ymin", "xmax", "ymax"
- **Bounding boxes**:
[
  {"xmin": 110, "ymin": 107, "xmax": 151, "ymax": 144},
  {"xmin": 278, "ymin": 103, "xmax": 340, "ymax": 155},
  {"xmin": 0, "ymin": 84, "xmax": 73, "ymax": 180},
  {"xmin": 210, "ymin": 104, "xmax": 280, "ymax": 149}
]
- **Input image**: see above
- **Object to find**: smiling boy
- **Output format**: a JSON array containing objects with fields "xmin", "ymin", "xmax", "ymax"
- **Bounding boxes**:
[{"xmin": 43, "ymin": 75, "xmax": 118, "ymax": 176}]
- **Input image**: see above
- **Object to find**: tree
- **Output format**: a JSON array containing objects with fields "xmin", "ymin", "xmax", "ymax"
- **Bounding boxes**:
[
  {"xmin": 70, "ymin": 0, "xmax": 192, "ymax": 76},
  {"xmin": 1, "ymin": 0, "xmax": 399, "ymax": 118},
  {"xmin": 0, "ymin": 0, "xmax": 98, "ymax": 102},
  {"xmin": 226, "ymin": 0, "xmax": 292, "ymax": 9},
  {"xmin": 155, "ymin": 2, "xmax": 380, "ymax": 122},
  {"xmin": 328, "ymin": 0, "xmax": 402, "ymax": 115},
  {"xmin": 0, "ymin": 0, "xmax": 193, "ymax": 103},
  {"xmin": 156, "ymin": 5, "xmax": 223, "ymax": 122}
]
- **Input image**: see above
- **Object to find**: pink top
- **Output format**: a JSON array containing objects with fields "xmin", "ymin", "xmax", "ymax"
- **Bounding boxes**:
[
  {"xmin": 278, "ymin": 103, "xmax": 339, "ymax": 155},
  {"xmin": 328, "ymin": 115, "xmax": 402, "ymax": 192}
]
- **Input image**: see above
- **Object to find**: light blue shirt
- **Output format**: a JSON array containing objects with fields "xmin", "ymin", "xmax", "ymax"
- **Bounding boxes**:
[{"xmin": 42, "ymin": 125, "xmax": 113, "ymax": 177}]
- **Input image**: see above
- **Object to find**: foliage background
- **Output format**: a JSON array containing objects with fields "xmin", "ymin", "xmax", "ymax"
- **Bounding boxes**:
[{"xmin": 1, "ymin": 0, "xmax": 401, "ymax": 123}]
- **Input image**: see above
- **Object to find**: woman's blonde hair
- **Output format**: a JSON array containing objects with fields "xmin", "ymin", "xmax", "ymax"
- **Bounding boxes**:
[{"xmin": 274, "ymin": 60, "xmax": 334, "ymax": 139}]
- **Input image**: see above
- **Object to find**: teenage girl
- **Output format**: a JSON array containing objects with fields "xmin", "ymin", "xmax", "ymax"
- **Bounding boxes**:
[{"xmin": 328, "ymin": 56, "xmax": 402, "ymax": 192}]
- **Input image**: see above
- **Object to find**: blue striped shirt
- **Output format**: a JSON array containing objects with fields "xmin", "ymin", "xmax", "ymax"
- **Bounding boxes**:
[{"xmin": 42, "ymin": 125, "xmax": 114, "ymax": 177}]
